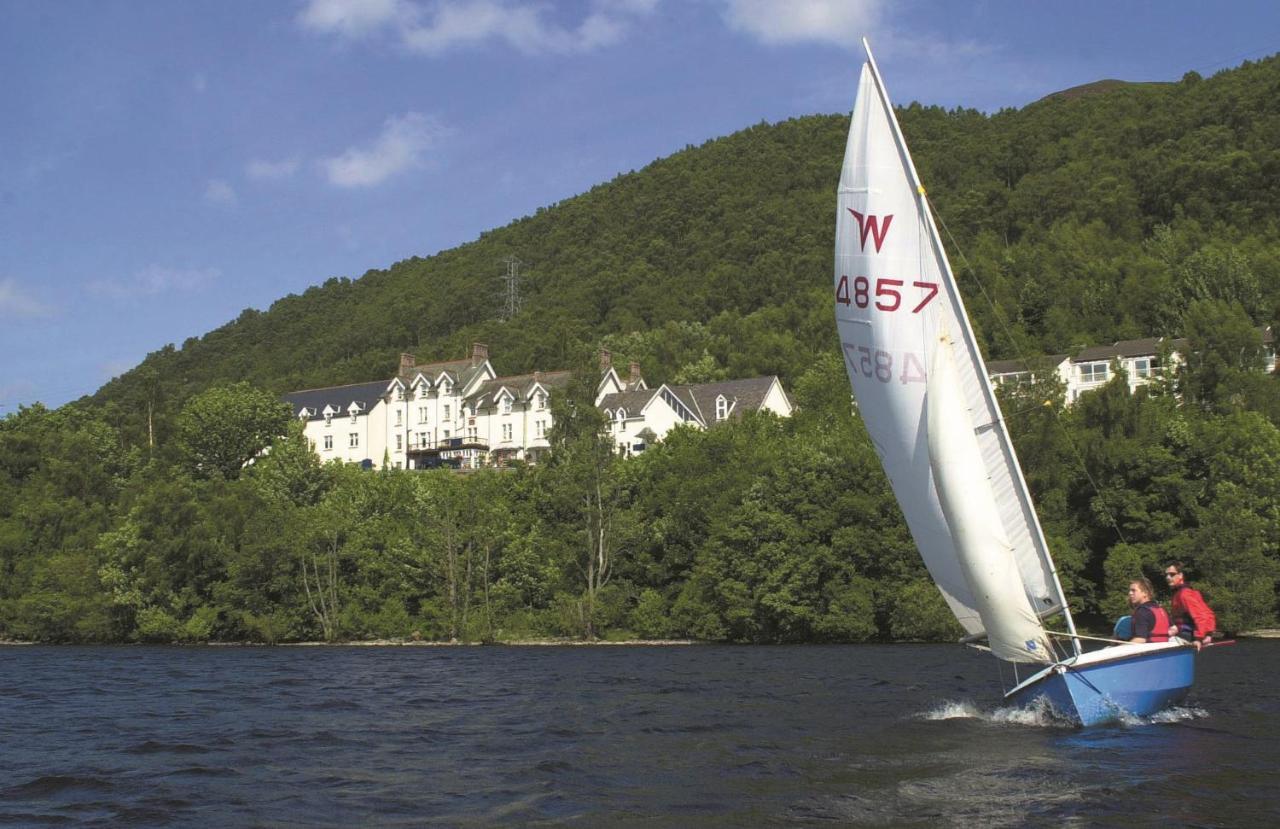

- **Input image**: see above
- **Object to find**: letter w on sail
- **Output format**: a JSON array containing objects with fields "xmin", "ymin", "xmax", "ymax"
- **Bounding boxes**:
[{"xmin": 847, "ymin": 209, "xmax": 893, "ymax": 253}]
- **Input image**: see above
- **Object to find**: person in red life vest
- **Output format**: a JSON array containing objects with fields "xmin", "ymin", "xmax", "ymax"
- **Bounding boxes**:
[
  {"xmin": 1127, "ymin": 577, "xmax": 1171, "ymax": 643},
  {"xmin": 1165, "ymin": 561, "xmax": 1217, "ymax": 650}
]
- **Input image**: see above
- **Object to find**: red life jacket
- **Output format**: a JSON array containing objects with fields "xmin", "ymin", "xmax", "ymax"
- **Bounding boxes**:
[{"xmin": 1138, "ymin": 602, "xmax": 1171, "ymax": 643}]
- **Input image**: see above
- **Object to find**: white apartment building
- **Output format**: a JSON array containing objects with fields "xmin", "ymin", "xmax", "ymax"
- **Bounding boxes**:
[
  {"xmin": 987, "ymin": 327, "xmax": 1275, "ymax": 403},
  {"xmin": 284, "ymin": 344, "xmax": 792, "ymax": 469}
]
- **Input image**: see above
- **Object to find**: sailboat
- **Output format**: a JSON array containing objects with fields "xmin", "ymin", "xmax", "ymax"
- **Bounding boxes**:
[{"xmin": 834, "ymin": 41, "xmax": 1195, "ymax": 726}]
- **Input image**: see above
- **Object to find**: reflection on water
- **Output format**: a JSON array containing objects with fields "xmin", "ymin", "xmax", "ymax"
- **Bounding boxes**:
[{"xmin": 0, "ymin": 642, "xmax": 1276, "ymax": 827}]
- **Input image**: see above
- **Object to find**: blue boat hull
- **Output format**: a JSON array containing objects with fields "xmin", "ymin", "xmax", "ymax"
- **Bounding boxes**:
[{"xmin": 1006, "ymin": 642, "xmax": 1196, "ymax": 726}]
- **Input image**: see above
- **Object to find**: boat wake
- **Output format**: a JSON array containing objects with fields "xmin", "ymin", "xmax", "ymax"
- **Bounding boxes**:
[{"xmin": 917, "ymin": 699, "xmax": 1209, "ymax": 728}]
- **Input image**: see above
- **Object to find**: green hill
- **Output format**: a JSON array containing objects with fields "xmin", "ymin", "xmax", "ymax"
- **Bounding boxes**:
[
  {"xmin": 7, "ymin": 54, "xmax": 1280, "ymax": 644},
  {"xmin": 96, "ymin": 55, "xmax": 1280, "ymax": 442}
]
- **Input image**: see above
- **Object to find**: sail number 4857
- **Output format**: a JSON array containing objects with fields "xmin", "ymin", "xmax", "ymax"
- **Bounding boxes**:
[
  {"xmin": 842, "ymin": 343, "xmax": 926, "ymax": 385},
  {"xmin": 836, "ymin": 276, "xmax": 938, "ymax": 313}
]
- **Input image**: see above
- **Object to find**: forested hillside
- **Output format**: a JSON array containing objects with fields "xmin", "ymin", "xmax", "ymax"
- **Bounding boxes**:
[
  {"xmin": 93, "ymin": 55, "xmax": 1280, "ymax": 444},
  {"xmin": 2, "ymin": 55, "xmax": 1278, "ymax": 644}
]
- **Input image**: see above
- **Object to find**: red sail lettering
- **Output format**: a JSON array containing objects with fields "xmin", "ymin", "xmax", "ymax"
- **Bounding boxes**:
[{"xmin": 847, "ymin": 209, "xmax": 893, "ymax": 253}]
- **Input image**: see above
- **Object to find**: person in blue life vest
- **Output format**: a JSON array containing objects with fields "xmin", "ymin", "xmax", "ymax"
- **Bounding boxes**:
[{"xmin": 1126, "ymin": 577, "xmax": 1172, "ymax": 644}]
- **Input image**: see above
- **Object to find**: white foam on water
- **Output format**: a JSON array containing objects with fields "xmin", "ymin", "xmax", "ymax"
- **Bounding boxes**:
[
  {"xmin": 917, "ymin": 699, "xmax": 984, "ymax": 720},
  {"xmin": 1136, "ymin": 705, "xmax": 1210, "ymax": 725},
  {"xmin": 916, "ymin": 697, "xmax": 1068, "ymax": 727},
  {"xmin": 919, "ymin": 697, "xmax": 1210, "ymax": 729}
]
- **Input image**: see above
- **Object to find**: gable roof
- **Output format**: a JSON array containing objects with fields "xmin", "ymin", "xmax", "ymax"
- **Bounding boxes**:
[
  {"xmin": 598, "ymin": 388, "xmax": 660, "ymax": 417},
  {"xmin": 466, "ymin": 370, "xmax": 572, "ymax": 409},
  {"xmin": 669, "ymin": 376, "xmax": 782, "ymax": 422}
]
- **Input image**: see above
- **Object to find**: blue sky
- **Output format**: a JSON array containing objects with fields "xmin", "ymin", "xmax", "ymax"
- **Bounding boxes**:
[{"xmin": 2, "ymin": 0, "xmax": 1276, "ymax": 411}]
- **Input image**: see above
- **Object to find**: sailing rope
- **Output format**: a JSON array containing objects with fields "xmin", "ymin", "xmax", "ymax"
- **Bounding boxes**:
[{"xmin": 928, "ymin": 206, "xmax": 1131, "ymax": 548}]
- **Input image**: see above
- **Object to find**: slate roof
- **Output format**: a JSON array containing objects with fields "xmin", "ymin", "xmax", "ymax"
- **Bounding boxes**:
[
  {"xmin": 467, "ymin": 371, "xmax": 572, "ymax": 410},
  {"xmin": 283, "ymin": 380, "xmax": 390, "ymax": 421},
  {"xmin": 671, "ymin": 376, "xmax": 782, "ymax": 423},
  {"xmin": 598, "ymin": 388, "xmax": 660, "ymax": 416},
  {"xmin": 1073, "ymin": 336, "xmax": 1186, "ymax": 363},
  {"xmin": 402, "ymin": 355, "xmax": 490, "ymax": 393}
]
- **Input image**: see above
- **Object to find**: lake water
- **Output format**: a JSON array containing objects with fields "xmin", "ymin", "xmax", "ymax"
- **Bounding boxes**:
[{"xmin": 1, "ymin": 642, "xmax": 1277, "ymax": 827}]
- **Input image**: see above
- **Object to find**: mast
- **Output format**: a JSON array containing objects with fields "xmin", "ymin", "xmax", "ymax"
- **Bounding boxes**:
[{"xmin": 858, "ymin": 39, "xmax": 1081, "ymax": 656}]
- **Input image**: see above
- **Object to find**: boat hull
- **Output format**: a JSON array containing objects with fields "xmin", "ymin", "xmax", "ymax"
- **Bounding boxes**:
[{"xmin": 1006, "ymin": 642, "xmax": 1195, "ymax": 726}]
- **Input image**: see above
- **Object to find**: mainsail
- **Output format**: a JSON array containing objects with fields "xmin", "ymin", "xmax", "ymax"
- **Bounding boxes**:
[{"xmin": 834, "ymin": 42, "xmax": 1070, "ymax": 663}]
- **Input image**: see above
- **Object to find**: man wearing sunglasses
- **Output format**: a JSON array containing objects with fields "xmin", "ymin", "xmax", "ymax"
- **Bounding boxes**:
[{"xmin": 1165, "ymin": 562, "xmax": 1217, "ymax": 651}]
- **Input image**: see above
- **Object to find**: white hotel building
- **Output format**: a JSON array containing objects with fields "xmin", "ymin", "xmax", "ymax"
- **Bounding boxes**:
[{"xmin": 284, "ymin": 343, "xmax": 793, "ymax": 469}]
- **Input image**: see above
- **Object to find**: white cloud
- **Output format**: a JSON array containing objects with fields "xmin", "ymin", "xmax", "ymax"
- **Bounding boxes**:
[
  {"xmin": 319, "ymin": 112, "xmax": 445, "ymax": 188},
  {"xmin": 720, "ymin": 0, "xmax": 881, "ymax": 47},
  {"xmin": 298, "ymin": 0, "xmax": 408, "ymax": 37},
  {"xmin": 300, "ymin": 0, "xmax": 655, "ymax": 56},
  {"xmin": 247, "ymin": 157, "xmax": 301, "ymax": 180},
  {"xmin": 88, "ymin": 265, "xmax": 220, "ymax": 299},
  {"xmin": 0, "ymin": 277, "xmax": 52, "ymax": 318},
  {"xmin": 204, "ymin": 179, "xmax": 237, "ymax": 205}
]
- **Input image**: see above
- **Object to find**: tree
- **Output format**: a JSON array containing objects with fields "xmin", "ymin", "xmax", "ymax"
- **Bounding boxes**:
[
  {"xmin": 541, "ymin": 351, "xmax": 635, "ymax": 638},
  {"xmin": 176, "ymin": 382, "xmax": 291, "ymax": 480}
]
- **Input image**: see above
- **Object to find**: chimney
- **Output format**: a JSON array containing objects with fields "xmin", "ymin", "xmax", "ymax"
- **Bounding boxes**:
[
  {"xmin": 471, "ymin": 342, "xmax": 489, "ymax": 364},
  {"xmin": 533, "ymin": 370, "xmax": 543, "ymax": 382},
  {"xmin": 599, "ymin": 348, "xmax": 612, "ymax": 372},
  {"xmin": 628, "ymin": 361, "xmax": 642, "ymax": 385},
  {"xmin": 399, "ymin": 353, "xmax": 416, "ymax": 375}
]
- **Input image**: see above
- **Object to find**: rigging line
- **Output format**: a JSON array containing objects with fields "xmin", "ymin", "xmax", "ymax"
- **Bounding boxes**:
[{"xmin": 929, "ymin": 205, "xmax": 1130, "ymax": 548}]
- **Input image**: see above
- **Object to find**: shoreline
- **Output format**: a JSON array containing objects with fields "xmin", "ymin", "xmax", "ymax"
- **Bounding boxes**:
[{"xmin": 7, "ymin": 630, "xmax": 1280, "ymax": 646}]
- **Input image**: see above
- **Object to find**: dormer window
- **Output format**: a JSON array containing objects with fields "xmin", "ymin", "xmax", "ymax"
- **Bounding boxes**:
[
  {"xmin": 397, "ymin": 387, "xmax": 406, "ymax": 401},
  {"xmin": 536, "ymin": 392, "xmax": 546, "ymax": 410},
  {"xmin": 715, "ymin": 395, "xmax": 728, "ymax": 421},
  {"xmin": 501, "ymin": 397, "xmax": 512, "ymax": 415}
]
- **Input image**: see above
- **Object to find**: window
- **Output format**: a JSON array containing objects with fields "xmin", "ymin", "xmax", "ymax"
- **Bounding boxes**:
[
  {"xmin": 350, "ymin": 410, "xmax": 358, "ymax": 423},
  {"xmin": 349, "ymin": 433, "xmax": 359, "ymax": 448},
  {"xmin": 324, "ymin": 413, "xmax": 332, "ymax": 426},
  {"xmin": 536, "ymin": 392, "xmax": 546, "ymax": 410},
  {"xmin": 1079, "ymin": 362, "xmax": 1108, "ymax": 383},
  {"xmin": 419, "ymin": 406, "xmax": 428, "ymax": 423},
  {"xmin": 443, "ymin": 429, "xmax": 450, "ymax": 439},
  {"xmin": 443, "ymin": 404, "xmax": 451, "ymax": 421},
  {"xmin": 501, "ymin": 397, "xmax": 512, "ymax": 415},
  {"xmin": 536, "ymin": 420, "xmax": 545, "ymax": 438},
  {"xmin": 323, "ymin": 435, "xmax": 333, "ymax": 451},
  {"xmin": 419, "ymin": 431, "xmax": 428, "ymax": 448},
  {"xmin": 396, "ymin": 435, "xmax": 403, "ymax": 450},
  {"xmin": 715, "ymin": 395, "xmax": 728, "ymax": 421},
  {"xmin": 395, "ymin": 410, "xmax": 402, "ymax": 426},
  {"xmin": 1133, "ymin": 357, "xmax": 1159, "ymax": 378},
  {"xmin": 397, "ymin": 387, "xmax": 406, "ymax": 401},
  {"xmin": 502, "ymin": 423, "xmax": 513, "ymax": 442}
]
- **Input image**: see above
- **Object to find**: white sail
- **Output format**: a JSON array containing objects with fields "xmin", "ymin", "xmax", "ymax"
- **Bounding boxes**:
[{"xmin": 834, "ymin": 44, "xmax": 1067, "ymax": 663}]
